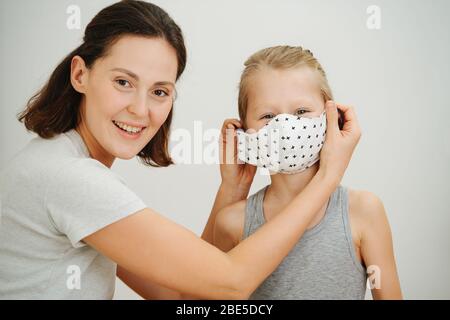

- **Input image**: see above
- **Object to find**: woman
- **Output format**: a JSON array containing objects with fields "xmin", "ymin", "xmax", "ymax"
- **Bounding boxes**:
[{"xmin": 0, "ymin": 0, "xmax": 361, "ymax": 299}]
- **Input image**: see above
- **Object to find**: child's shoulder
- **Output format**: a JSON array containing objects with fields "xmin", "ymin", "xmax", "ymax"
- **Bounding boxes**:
[
  {"xmin": 347, "ymin": 188, "xmax": 389, "ymax": 239},
  {"xmin": 213, "ymin": 199, "xmax": 247, "ymax": 251},
  {"xmin": 347, "ymin": 188, "xmax": 385, "ymax": 218}
]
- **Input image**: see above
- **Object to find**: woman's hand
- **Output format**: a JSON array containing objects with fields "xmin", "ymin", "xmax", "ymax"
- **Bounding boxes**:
[
  {"xmin": 219, "ymin": 119, "xmax": 257, "ymax": 192},
  {"xmin": 319, "ymin": 101, "xmax": 362, "ymax": 185}
]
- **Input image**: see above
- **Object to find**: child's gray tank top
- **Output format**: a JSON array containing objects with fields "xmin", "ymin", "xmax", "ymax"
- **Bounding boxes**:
[{"xmin": 242, "ymin": 185, "xmax": 367, "ymax": 300}]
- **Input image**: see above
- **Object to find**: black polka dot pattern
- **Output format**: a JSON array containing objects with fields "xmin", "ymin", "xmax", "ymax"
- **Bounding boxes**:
[{"xmin": 237, "ymin": 112, "xmax": 327, "ymax": 174}]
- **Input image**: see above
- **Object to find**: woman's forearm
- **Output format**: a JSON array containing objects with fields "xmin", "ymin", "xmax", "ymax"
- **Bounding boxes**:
[
  {"xmin": 201, "ymin": 182, "xmax": 251, "ymax": 244},
  {"xmin": 117, "ymin": 182, "xmax": 251, "ymax": 300},
  {"xmin": 85, "ymin": 170, "xmax": 337, "ymax": 300},
  {"xmin": 226, "ymin": 169, "xmax": 338, "ymax": 298}
]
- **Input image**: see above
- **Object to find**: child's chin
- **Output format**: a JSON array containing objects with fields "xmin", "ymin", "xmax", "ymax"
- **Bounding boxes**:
[
  {"xmin": 280, "ymin": 170, "xmax": 303, "ymax": 176},
  {"xmin": 272, "ymin": 169, "xmax": 307, "ymax": 176}
]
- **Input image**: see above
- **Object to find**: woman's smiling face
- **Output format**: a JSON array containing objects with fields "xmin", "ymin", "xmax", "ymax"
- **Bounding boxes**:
[
  {"xmin": 244, "ymin": 66, "xmax": 325, "ymax": 132},
  {"xmin": 71, "ymin": 35, "xmax": 178, "ymax": 165}
]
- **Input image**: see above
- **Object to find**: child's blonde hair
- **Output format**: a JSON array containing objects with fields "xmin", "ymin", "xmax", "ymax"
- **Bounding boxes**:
[{"xmin": 238, "ymin": 45, "xmax": 333, "ymax": 125}]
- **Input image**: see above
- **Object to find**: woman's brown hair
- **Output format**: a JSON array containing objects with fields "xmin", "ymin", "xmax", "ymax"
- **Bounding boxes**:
[{"xmin": 17, "ymin": 0, "xmax": 186, "ymax": 167}]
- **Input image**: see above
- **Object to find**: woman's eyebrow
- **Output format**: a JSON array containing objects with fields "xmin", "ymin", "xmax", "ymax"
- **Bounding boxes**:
[
  {"xmin": 110, "ymin": 67, "xmax": 175, "ymax": 88},
  {"xmin": 154, "ymin": 81, "xmax": 175, "ymax": 88},
  {"xmin": 110, "ymin": 67, "xmax": 139, "ymax": 81}
]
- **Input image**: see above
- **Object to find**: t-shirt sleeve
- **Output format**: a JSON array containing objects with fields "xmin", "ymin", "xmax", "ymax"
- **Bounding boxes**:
[{"xmin": 45, "ymin": 158, "xmax": 147, "ymax": 248}]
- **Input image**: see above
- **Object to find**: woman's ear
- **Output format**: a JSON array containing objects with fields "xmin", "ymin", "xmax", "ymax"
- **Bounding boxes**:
[{"xmin": 70, "ymin": 55, "xmax": 89, "ymax": 94}]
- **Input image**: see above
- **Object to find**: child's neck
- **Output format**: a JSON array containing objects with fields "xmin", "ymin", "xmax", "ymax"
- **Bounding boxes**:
[
  {"xmin": 267, "ymin": 163, "xmax": 319, "ymax": 205},
  {"xmin": 264, "ymin": 163, "xmax": 329, "ymax": 228}
]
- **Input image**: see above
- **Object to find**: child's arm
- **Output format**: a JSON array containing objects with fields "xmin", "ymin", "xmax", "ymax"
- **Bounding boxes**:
[
  {"xmin": 357, "ymin": 191, "xmax": 403, "ymax": 299},
  {"xmin": 213, "ymin": 200, "xmax": 246, "ymax": 252},
  {"xmin": 201, "ymin": 183, "xmax": 250, "ymax": 245},
  {"xmin": 201, "ymin": 119, "xmax": 256, "ymax": 245}
]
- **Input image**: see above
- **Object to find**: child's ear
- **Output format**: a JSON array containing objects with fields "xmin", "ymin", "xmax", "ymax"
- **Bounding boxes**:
[
  {"xmin": 70, "ymin": 55, "xmax": 89, "ymax": 94},
  {"xmin": 240, "ymin": 118, "xmax": 248, "ymax": 131},
  {"xmin": 240, "ymin": 120, "xmax": 245, "ymax": 131}
]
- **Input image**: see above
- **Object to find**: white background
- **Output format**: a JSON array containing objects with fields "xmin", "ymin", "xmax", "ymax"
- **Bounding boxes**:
[{"xmin": 1, "ymin": 0, "xmax": 449, "ymax": 299}]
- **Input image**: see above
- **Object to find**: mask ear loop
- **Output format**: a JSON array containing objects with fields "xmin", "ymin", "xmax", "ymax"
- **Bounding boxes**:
[
  {"xmin": 236, "ymin": 128, "xmax": 259, "ymax": 165},
  {"xmin": 337, "ymin": 109, "xmax": 345, "ymax": 130},
  {"xmin": 235, "ymin": 129, "xmax": 246, "ymax": 165}
]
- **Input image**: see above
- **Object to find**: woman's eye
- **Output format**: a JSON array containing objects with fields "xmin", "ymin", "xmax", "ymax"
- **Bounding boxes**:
[
  {"xmin": 115, "ymin": 79, "xmax": 131, "ymax": 88},
  {"xmin": 154, "ymin": 89, "xmax": 169, "ymax": 97}
]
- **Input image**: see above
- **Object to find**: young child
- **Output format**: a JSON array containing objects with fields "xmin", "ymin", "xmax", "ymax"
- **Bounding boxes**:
[{"xmin": 213, "ymin": 46, "xmax": 402, "ymax": 299}]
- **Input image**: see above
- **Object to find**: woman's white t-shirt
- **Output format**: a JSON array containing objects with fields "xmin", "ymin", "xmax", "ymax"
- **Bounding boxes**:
[{"xmin": 0, "ymin": 129, "xmax": 147, "ymax": 299}]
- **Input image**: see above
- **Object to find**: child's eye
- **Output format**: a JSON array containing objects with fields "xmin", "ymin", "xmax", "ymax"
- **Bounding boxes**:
[
  {"xmin": 295, "ymin": 109, "xmax": 308, "ymax": 115},
  {"xmin": 115, "ymin": 79, "xmax": 131, "ymax": 88},
  {"xmin": 261, "ymin": 114, "xmax": 275, "ymax": 120}
]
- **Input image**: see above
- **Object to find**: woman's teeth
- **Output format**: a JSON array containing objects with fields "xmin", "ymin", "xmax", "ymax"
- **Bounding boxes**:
[{"xmin": 113, "ymin": 120, "xmax": 145, "ymax": 134}]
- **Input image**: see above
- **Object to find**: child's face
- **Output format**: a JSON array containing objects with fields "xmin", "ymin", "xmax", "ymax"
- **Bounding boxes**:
[{"xmin": 245, "ymin": 66, "xmax": 325, "ymax": 131}]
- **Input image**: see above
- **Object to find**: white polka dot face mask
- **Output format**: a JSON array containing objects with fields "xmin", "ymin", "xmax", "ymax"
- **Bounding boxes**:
[{"xmin": 236, "ymin": 112, "xmax": 327, "ymax": 174}]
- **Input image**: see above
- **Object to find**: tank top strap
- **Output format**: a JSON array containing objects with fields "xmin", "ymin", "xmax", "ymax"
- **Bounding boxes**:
[
  {"xmin": 339, "ymin": 185, "xmax": 367, "ymax": 274},
  {"xmin": 242, "ymin": 185, "xmax": 269, "ymax": 240}
]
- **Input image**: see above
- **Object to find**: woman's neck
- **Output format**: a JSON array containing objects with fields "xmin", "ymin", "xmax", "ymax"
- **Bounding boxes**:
[{"xmin": 76, "ymin": 122, "xmax": 115, "ymax": 168}]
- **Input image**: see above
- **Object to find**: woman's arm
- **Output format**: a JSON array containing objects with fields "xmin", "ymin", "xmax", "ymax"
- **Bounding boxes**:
[
  {"xmin": 86, "ymin": 169, "xmax": 338, "ymax": 299},
  {"xmin": 116, "ymin": 119, "xmax": 255, "ymax": 299},
  {"xmin": 115, "ymin": 185, "xmax": 251, "ymax": 300},
  {"xmin": 358, "ymin": 191, "xmax": 403, "ymax": 300},
  {"xmin": 116, "ymin": 265, "xmax": 182, "ymax": 299},
  {"xmin": 86, "ymin": 102, "xmax": 360, "ymax": 299},
  {"xmin": 111, "ymin": 183, "xmax": 252, "ymax": 299}
]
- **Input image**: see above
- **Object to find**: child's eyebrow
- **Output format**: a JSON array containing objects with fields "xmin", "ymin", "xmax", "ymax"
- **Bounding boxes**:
[
  {"xmin": 253, "ymin": 100, "xmax": 313, "ymax": 112},
  {"xmin": 252, "ymin": 104, "xmax": 273, "ymax": 114},
  {"xmin": 110, "ymin": 67, "xmax": 175, "ymax": 88}
]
